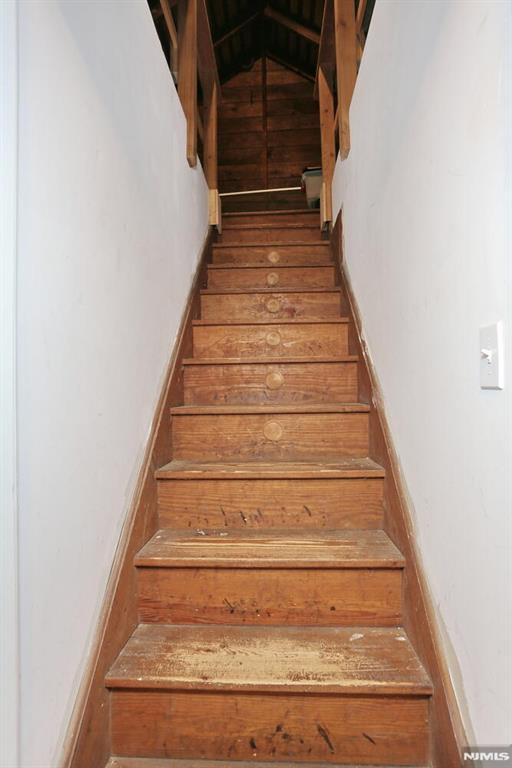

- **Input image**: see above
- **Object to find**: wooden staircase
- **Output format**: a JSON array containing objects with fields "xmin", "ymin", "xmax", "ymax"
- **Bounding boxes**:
[{"xmin": 104, "ymin": 209, "xmax": 432, "ymax": 767}]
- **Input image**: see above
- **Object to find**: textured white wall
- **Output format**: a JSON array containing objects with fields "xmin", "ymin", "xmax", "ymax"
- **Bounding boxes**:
[
  {"xmin": 333, "ymin": 0, "xmax": 512, "ymax": 745},
  {"xmin": 16, "ymin": 1, "xmax": 208, "ymax": 765}
]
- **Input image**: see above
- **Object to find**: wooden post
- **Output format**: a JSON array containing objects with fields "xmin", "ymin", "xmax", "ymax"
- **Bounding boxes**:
[
  {"xmin": 204, "ymin": 81, "xmax": 218, "ymax": 191},
  {"xmin": 204, "ymin": 81, "xmax": 220, "ymax": 228},
  {"xmin": 178, "ymin": 0, "xmax": 197, "ymax": 167},
  {"xmin": 334, "ymin": 0, "xmax": 357, "ymax": 159},
  {"xmin": 318, "ymin": 65, "xmax": 335, "ymax": 227}
]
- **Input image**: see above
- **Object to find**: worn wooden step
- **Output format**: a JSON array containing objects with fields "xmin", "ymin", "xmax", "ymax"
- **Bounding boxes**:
[
  {"xmin": 136, "ymin": 529, "xmax": 404, "ymax": 626},
  {"xmin": 183, "ymin": 357, "xmax": 358, "ymax": 405},
  {"xmin": 207, "ymin": 264, "xmax": 336, "ymax": 290},
  {"xmin": 156, "ymin": 458, "xmax": 385, "ymax": 531},
  {"xmin": 107, "ymin": 624, "xmax": 430, "ymax": 694},
  {"xmin": 106, "ymin": 760, "xmax": 429, "ymax": 768},
  {"xmin": 200, "ymin": 289, "xmax": 341, "ymax": 322},
  {"xmin": 212, "ymin": 242, "xmax": 331, "ymax": 265},
  {"xmin": 108, "ymin": 625, "xmax": 431, "ymax": 764},
  {"xmin": 192, "ymin": 319, "xmax": 349, "ymax": 359},
  {"xmin": 170, "ymin": 404, "xmax": 370, "ymax": 462},
  {"xmin": 219, "ymin": 224, "xmax": 324, "ymax": 244},
  {"xmin": 222, "ymin": 209, "xmax": 321, "ymax": 227}
]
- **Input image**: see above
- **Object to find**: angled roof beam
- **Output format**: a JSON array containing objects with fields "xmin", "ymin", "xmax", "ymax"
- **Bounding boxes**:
[
  {"xmin": 265, "ymin": 51, "xmax": 315, "ymax": 83},
  {"xmin": 264, "ymin": 6, "xmax": 320, "ymax": 46},
  {"xmin": 213, "ymin": 9, "xmax": 262, "ymax": 48},
  {"xmin": 159, "ymin": 0, "xmax": 179, "ymax": 79}
]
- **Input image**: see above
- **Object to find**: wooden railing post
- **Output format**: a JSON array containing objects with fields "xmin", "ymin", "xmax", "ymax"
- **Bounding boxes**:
[
  {"xmin": 318, "ymin": 64, "xmax": 335, "ymax": 227},
  {"xmin": 178, "ymin": 0, "xmax": 197, "ymax": 167},
  {"xmin": 204, "ymin": 81, "xmax": 220, "ymax": 228},
  {"xmin": 334, "ymin": 0, "xmax": 357, "ymax": 159}
]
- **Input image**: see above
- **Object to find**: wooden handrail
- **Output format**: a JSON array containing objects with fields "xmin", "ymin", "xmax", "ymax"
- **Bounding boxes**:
[
  {"xmin": 177, "ymin": 0, "xmax": 198, "ymax": 167},
  {"xmin": 315, "ymin": 0, "xmax": 373, "ymax": 229}
]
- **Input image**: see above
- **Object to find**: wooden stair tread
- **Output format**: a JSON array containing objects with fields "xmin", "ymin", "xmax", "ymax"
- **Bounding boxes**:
[
  {"xmin": 220, "ymin": 222, "xmax": 322, "ymax": 231},
  {"xmin": 213, "ymin": 241, "xmax": 329, "ymax": 249},
  {"xmin": 201, "ymin": 287, "xmax": 339, "ymax": 295},
  {"xmin": 208, "ymin": 261, "xmax": 334, "ymax": 269},
  {"xmin": 223, "ymin": 209, "xmax": 319, "ymax": 218},
  {"xmin": 106, "ymin": 759, "xmax": 427, "ymax": 768},
  {"xmin": 135, "ymin": 529, "xmax": 404, "ymax": 568},
  {"xmin": 193, "ymin": 317, "xmax": 349, "ymax": 326},
  {"xmin": 156, "ymin": 457, "xmax": 385, "ymax": 479},
  {"xmin": 182, "ymin": 355, "xmax": 358, "ymax": 365},
  {"xmin": 170, "ymin": 403, "xmax": 370, "ymax": 416},
  {"xmin": 106, "ymin": 624, "xmax": 432, "ymax": 695}
]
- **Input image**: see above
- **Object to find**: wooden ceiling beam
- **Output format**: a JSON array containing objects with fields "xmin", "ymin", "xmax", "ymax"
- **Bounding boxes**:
[
  {"xmin": 264, "ymin": 6, "xmax": 320, "ymax": 46},
  {"xmin": 213, "ymin": 9, "xmax": 262, "ymax": 48}
]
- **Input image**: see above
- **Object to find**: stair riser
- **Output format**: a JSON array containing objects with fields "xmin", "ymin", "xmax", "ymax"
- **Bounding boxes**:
[
  {"xmin": 183, "ymin": 362, "xmax": 358, "ymax": 405},
  {"xmin": 213, "ymin": 245, "xmax": 330, "ymax": 265},
  {"xmin": 157, "ymin": 478, "xmax": 384, "ymax": 530},
  {"xmin": 137, "ymin": 567, "xmax": 402, "ymax": 626},
  {"xmin": 223, "ymin": 212, "xmax": 319, "ymax": 226},
  {"xmin": 110, "ymin": 690, "xmax": 430, "ymax": 765},
  {"xmin": 192, "ymin": 323, "xmax": 348, "ymax": 359},
  {"xmin": 207, "ymin": 266, "xmax": 335, "ymax": 290},
  {"xmin": 219, "ymin": 227, "xmax": 323, "ymax": 244},
  {"xmin": 201, "ymin": 292, "xmax": 341, "ymax": 323},
  {"xmin": 171, "ymin": 413, "xmax": 370, "ymax": 461}
]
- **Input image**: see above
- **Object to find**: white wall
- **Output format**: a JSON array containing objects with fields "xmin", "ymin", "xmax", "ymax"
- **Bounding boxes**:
[
  {"xmin": 333, "ymin": 0, "xmax": 512, "ymax": 745},
  {"xmin": 1, "ymin": 2, "xmax": 20, "ymax": 766},
  {"xmin": 16, "ymin": 1, "xmax": 208, "ymax": 765}
]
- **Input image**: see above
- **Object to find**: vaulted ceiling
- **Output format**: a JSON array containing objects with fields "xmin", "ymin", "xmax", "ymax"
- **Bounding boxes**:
[
  {"xmin": 207, "ymin": 0, "xmax": 324, "ymax": 83},
  {"xmin": 149, "ymin": 0, "xmax": 375, "ymax": 86}
]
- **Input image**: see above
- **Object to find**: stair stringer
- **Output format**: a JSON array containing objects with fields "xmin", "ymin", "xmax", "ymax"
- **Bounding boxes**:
[{"xmin": 331, "ymin": 213, "xmax": 467, "ymax": 768}]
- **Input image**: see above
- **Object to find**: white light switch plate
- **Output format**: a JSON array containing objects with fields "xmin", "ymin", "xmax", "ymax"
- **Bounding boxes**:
[{"xmin": 480, "ymin": 321, "xmax": 504, "ymax": 389}]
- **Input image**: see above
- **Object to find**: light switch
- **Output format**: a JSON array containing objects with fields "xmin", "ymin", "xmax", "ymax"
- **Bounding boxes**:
[{"xmin": 480, "ymin": 321, "xmax": 504, "ymax": 389}]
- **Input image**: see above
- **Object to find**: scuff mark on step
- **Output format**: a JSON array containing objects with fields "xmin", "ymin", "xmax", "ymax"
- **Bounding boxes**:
[
  {"xmin": 239, "ymin": 510, "xmax": 248, "ymax": 524},
  {"xmin": 317, "ymin": 724, "xmax": 335, "ymax": 753},
  {"xmin": 363, "ymin": 732, "xmax": 376, "ymax": 745},
  {"xmin": 303, "ymin": 505, "xmax": 313, "ymax": 517},
  {"xmin": 223, "ymin": 598, "xmax": 236, "ymax": 614},
  {"xmin": 249, "ymin": 737, "xmax": 257, "ymax": 750}
]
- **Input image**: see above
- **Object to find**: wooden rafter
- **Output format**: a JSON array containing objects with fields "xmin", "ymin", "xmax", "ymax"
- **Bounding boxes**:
[
  {"xmin": 264, "ymin": 6, "xmax": 320, "ymax": 46},
  {"xmin": 213, "ymin": 9, "xmax": 262, "ymax": 48}
]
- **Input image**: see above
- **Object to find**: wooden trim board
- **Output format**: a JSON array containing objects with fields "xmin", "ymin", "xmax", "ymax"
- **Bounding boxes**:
[
  {"xmin": 59, "ymin": 230, "xmax": 214, "ymax": 768},
  {"xmin": 331, "ymin": 212, "xmax": 467, "ymax": 768}
]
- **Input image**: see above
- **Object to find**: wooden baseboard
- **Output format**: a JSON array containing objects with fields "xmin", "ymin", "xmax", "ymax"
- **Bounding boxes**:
[
  {"xmin": 60, "ymin": 230, "xmax": 214, "ymax": 768},
  {"xmin": 331, "ymin": 212, "xmax": 467, "ymax": 768}
]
